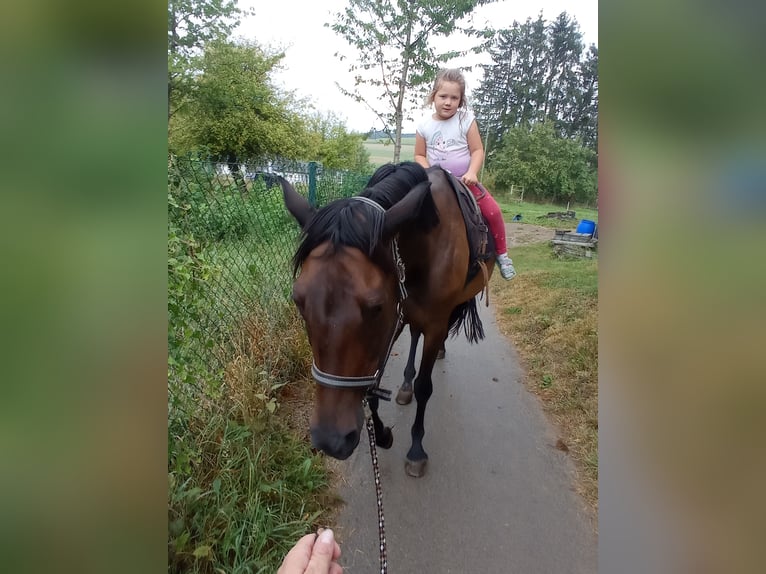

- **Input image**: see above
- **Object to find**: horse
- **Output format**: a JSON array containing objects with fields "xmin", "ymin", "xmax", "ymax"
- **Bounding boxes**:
[{"xmin": 279, "ymin": 161, "xmax": 494, "ymax": 477}]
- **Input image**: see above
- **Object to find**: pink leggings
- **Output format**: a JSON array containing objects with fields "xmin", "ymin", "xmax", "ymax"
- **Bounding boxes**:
[{"xmin": 468, "ymin": 183, "xmax": 507, "ymax": 255}]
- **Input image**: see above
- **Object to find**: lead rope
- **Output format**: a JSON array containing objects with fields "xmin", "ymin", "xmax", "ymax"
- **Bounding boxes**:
[{"xmin": 363, "ymin": 401, "xmax": 388, "ymax": 574}]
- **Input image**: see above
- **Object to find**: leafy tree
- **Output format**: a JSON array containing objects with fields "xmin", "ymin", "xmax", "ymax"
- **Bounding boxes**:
[
  {"xmin": 490, "ymin": 121, "xmax": 597, "ymax": 205},
  {"xmin": 170, "ymin": 40, "xmax": 309, "ymax": 192},
  {"xmin": 168, "ymin": 0, "xmax": 244, "ymax": 123},
  {"xmin": 474, "ymin": 14, "xmax": 548, "ymax": 152},
  {"xmin": 304, "ymin": 111, "xmax": 372, "ymax": 172},
  {"xmin": 327, "ymin": 0, "xmax": 497, "ymax": 162},
  {"xmin": 542, "ymin": 12, "xmax": 584, "ymax": 128},
  {"xmin": 474, "ymin": 12, "xmax": 598, "ymax": 154},
  {"xmin": 571, "ymin": 45, "xmax": 598, "ymax": 153}
]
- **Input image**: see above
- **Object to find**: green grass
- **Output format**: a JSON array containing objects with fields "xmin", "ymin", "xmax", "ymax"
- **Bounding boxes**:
[
  {"xmin": 363, "ymin": 135, "xmax": 416, "ymax": 166},
  {"xmin": 168, "ymin": 295, "xmax": 333, "ymax": 574},
  {"xmin": 510, "ymin": 241, "xmax": 599, "ymax": 297},
  {"xmin": 168, "ymin": 412, "xmax": 331, "ymax": 574},
  {"xmin": 495, "ymin": 195, "xmax": 598, "ymax": 230}
]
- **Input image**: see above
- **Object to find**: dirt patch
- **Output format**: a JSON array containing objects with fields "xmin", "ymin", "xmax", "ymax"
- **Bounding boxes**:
[{"xmin": 505, "ymin": 222, "xmax": 556, "ymax": 248}]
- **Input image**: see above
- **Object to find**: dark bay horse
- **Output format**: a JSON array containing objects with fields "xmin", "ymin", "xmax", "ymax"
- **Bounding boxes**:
[{"xmin": 280, "ymin": 162, "xmax": 494, "ymax": 477}]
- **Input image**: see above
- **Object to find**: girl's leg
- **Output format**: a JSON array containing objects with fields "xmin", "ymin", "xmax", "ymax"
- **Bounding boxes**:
[
  {"xmin": 469, "ymin": 183, "xmax": 516, "ymax": 280},
  {"xmin": 468, "ymin": 184, "xmax": 506, "ymax": 254}
]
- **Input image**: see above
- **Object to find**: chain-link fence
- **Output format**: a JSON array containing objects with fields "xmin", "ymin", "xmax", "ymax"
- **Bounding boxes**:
[{"xmin": 168, "ymin": 155, "xmax": 372, "ymax": 377}]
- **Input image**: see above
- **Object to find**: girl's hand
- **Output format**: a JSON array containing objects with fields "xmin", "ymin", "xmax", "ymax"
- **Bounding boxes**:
[{"xmin": 461, "ymin": 171, "xmax": 479, "ymax": 187}]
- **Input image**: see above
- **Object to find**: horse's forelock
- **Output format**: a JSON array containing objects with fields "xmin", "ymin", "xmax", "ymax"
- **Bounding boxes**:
[{"xmin": 292, "ymin": 199, "xmax": 385, "ymax": 275}]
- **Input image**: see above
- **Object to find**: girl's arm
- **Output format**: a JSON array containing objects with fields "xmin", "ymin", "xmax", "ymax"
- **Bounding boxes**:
[
  {"xmin": 462, "ymin": 119, "xmax": 485, "ymax": 186},
  {"xmin": 414, "ymin": 133, "xmax": 429, "ymax": 169}
]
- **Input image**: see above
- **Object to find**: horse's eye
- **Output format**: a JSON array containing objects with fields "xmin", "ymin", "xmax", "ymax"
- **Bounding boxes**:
[{"xmin": 363, "ymin": 301, "xmax": 383, "ymax": 317}]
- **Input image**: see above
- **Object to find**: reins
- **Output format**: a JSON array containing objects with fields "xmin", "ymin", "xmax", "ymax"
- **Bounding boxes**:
[{"xmin": 363, "ymin": 399, "xmax": 388, "ymax": 574}]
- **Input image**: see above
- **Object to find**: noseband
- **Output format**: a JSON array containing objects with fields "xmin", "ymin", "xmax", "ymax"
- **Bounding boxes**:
[{"xmin": 310, "ymin": 196, "xmax": 407, "ymax": 401}]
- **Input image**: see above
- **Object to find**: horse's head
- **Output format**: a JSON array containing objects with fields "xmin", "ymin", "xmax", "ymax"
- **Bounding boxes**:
[{"xmin": 280, "ymin": 169, "xmax": 434, "ymax": 459}]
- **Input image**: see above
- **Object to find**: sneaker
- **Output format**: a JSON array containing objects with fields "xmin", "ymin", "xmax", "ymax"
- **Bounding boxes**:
[{"xmin": 496, "ymin": 254, "xmax": 516, "ymax": 280}]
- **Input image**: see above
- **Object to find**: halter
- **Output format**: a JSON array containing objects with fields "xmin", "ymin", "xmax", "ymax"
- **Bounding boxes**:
[{"xmin": 310, "ymin": 196, "xmax": 407, "ymax": 401}]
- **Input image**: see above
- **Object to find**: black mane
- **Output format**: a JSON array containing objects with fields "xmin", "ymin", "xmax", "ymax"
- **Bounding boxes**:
[{"xmin": 292, "ymin": 162, "xmax": 439, "ymax": 274}]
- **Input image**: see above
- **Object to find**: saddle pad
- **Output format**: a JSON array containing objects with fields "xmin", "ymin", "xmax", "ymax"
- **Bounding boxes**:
[{"xmin": 443, "ymin": 171, "xmax": 494, "ymax": 283}]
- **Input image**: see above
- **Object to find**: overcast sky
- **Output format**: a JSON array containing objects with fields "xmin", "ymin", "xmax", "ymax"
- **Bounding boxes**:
[{"xmin": 236, "ymin": 0, "xmax": 598, "ymax": 133}]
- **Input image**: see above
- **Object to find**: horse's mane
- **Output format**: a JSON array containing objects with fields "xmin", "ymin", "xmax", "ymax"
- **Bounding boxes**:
[{"xmin": 292, "ymin": 162, "xmax": 439, "ymax": 274}]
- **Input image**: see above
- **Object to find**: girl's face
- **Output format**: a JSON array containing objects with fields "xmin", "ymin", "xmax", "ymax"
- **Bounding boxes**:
[{"xmin": 432, "ymin": 81, "xmax": 462, "ymax": 120}]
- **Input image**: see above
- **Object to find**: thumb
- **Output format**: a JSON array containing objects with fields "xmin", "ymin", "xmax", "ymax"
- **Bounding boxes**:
[{"xmin": 305, "ymin": 529, "xmax": 336, "ymax": 573}]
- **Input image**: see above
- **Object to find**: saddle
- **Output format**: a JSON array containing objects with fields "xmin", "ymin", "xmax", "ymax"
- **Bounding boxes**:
[{"xmin": 443, "ymin": 171, "xmax": 495, "ymax": 294}]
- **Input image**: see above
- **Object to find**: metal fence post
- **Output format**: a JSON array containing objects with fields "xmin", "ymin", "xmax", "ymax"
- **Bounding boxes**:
[{"xmin": 308, "ymin": 161, "xmax": 317, "ymax": 207}]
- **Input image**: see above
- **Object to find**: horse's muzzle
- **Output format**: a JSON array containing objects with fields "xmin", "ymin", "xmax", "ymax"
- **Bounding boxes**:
[{"xmin": 310, "ymin": 426, "xmax": 361, "ymax": 460}]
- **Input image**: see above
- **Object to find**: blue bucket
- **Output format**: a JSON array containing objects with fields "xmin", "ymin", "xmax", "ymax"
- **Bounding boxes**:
[{"xmin": 576, "ymin": 219, "xmax": 596, "ymax": 235}]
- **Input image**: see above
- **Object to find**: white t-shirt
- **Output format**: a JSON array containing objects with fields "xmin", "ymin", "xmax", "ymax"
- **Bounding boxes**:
[{"xmin": 416, "ymin": 109, "xmax": 476, "ymax": 178}]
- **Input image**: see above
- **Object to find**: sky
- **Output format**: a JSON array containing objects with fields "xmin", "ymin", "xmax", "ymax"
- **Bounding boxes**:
[{"xmin": 236, "ymin": 0, "xmax": 598, "ymax": 133}]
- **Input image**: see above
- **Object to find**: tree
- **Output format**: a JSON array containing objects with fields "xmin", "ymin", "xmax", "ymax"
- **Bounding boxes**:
[
  {"xmin": 474, "ymin": 12, "xmax": 597, "ymax": 154},
  {"xmin": 304, "ymin": 111, "xmax": 372, "ymax": 172},
  {"xmin": 474, "ymin": 14, "xmax": 548, "ymax": 152},
  {"xmin": 170, "ymin": 40, "xmax": 309, "ymax": 192},
  {"xmin": 168, "ymin": 0, "xmax": 244, "ymax": 123},
  {"xmin": 571, "ymin": 45, "xmax": 598, "ymax": 153},
  {"xmin": 542, "ymin": 12, "xmax": 584, "ymax": 129},
  {"xmin": 491, "ymin": 121, "xmax": 597, "ymax": 205},
  {"xmin": 327, "ymin": 0, "xmax": 497, "ymax": 162}
]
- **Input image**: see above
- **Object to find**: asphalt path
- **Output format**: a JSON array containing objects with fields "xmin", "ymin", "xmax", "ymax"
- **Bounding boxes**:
[{"xmin": 333, "ymin": 300, "xmax": 597, "ymax": 574}]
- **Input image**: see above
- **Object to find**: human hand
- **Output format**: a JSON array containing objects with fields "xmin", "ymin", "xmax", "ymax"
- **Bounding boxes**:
[
  {"xmin": 461, "ymin": 171, "xmax": 479, "ymax": 187},
  {"xmin": 277, "ymin": 529, "xmax": 343, "ymax": 574}
]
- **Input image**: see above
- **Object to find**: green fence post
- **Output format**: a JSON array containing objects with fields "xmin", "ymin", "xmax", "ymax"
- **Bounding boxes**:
[{"xmin": 308, "ymin": 161, "xmax": 317, "ymax": 207}]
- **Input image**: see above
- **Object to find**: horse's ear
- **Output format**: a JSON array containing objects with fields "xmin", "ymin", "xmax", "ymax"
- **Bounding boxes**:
[
  {"xmin": 382, "ymin": 181, "xmax": 432, "ymax": 237},
  {"xmin": 278, "ymin": 176, "xmax": 315, "ymax": 229}
]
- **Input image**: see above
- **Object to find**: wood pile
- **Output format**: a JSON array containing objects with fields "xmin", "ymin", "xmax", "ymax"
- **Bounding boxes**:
[
  {"xmin": 538, "ymin": 210, "xmax": 577, "ymax": 220},
  {"xmin": 551, "ymin": 229, "xmax": 598, "ymax": 258}
]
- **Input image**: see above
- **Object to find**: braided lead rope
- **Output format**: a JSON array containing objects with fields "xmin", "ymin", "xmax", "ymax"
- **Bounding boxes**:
[{"xmin": 364, "ymin": 406, "xmax": 388, "ymax": 574}]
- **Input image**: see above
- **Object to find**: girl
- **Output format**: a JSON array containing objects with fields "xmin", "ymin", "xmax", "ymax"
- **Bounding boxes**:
[{"xmin": 414, "ymin": 68, "xmax": 516, "ymax": 280}]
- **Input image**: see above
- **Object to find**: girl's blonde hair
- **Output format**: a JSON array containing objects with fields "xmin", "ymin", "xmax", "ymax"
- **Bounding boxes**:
[{"xmin": 426, "ymin": 68, "xmax": 468, "ymax": 110}]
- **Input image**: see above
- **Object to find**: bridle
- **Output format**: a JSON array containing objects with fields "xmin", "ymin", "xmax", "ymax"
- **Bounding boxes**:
[
  {"xmin": 309, "ymin": 195, "xmax": 407, "ymax": 402},
  {"xmin": 309, "ymin": 196, "xmax": 399, "ymax": 574},
  {"xmin": 306, "ymin": 195, "xmax": 406, "ymax": 573}
]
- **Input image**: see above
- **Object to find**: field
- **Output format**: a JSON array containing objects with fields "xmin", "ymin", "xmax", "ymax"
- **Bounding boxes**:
[
  {"xmin": 494, "ymin": 196, "xmax": 598, "ymax": 230},
  {"xmin": 363, "ymin": 135, "xmax": 416, "ymax": 166}
]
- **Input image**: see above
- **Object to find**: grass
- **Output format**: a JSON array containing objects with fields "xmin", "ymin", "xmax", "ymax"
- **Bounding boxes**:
[
  {"xmin": 494, "ymin": 195, "xmax": 599, "ymax": 230},
  {"xmin": 490, "ymin": 241, "xmax": 598, "ymax": 512},
  {"xmin": 168, "ymin": 300, "xmax": 338, "ymax": 574},
  {"xmin": 363, "ymin": 135, "xmax": 416, "ymax": 166}
]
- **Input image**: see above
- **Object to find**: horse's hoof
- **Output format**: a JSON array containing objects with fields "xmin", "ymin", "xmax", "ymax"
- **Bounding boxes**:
[
  {"xmin": 405, "ymin": 458, "xmax": 428, "ymax": 478},
  {"xmin": 396, "ymin": 388, "xmax": 413, "ymax": 405},
  {"xmin": 376, "ymin": 427, "xmax": 394, "ymax": 449},
  {"xmin": 436, "ymin": 349, "xmax": 446, "ymax": 360}
]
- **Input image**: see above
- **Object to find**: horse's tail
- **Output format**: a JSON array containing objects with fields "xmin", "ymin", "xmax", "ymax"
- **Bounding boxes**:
[{"xmin": 448, "ymin": 297, "xmax": 485, "ymax": 343}]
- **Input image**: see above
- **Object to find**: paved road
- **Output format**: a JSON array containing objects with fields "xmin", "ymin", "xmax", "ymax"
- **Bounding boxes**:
[{"xmin": 333, "ymin": 300, "xmax": 597, "ymax": 574}]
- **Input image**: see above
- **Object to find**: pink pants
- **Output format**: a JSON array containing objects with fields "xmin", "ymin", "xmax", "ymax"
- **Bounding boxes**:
[{"xmin": 468, "ymin": 183, "xmax": 507, "ymax": 254}]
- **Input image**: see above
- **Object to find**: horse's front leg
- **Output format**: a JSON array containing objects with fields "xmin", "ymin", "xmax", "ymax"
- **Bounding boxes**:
[
  {"xmin": 396, "ymin": 325, "xmax": 421, "ymax": 405},
  {"xmin": 404, "ymin": 327, "xmax": 446, "ymax": 477},
  {"xmin": 366, "ymin": 396, "xmax": 394, "ymax": 449}
]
